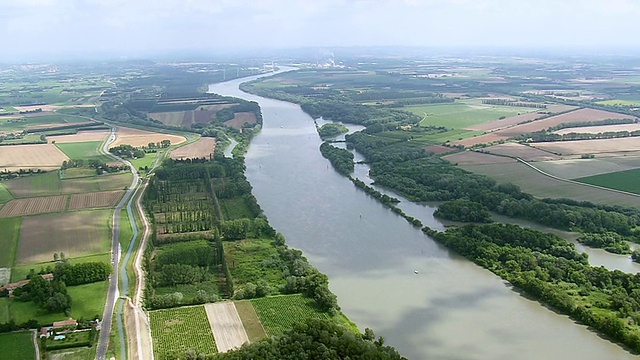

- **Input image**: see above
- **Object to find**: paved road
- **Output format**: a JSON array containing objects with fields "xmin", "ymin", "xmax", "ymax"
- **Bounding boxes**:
[{"xmin": 96, "ymin": 125, "xmax": 140, "ymax": 360}]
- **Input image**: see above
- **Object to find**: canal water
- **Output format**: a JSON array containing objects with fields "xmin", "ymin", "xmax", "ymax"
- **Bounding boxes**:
[{"xmin": 209, "ymin": 70, "xmax": 637, "ymax": 360}]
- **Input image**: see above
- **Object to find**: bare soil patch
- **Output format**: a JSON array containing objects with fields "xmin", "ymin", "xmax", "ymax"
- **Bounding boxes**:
[
  {"xmin": 443, "ymin": 151, "xmax": 516, "ymax": 165},
  {"xmin": 13, "ymin": 105, "xmax": 62, "ymax": 112},
  {"xmin": 465, "ymin": 112, "xmax": 544, "ymax": 132},
  {"xmin": 170, "ymin": 138, "xmax": 216, "ymax": 160},
  {"xmin": 224, "ymin": 112, "xmax": 257, "ymax": 131},
  {"xmin": 531, "ymin": 137, "xmax": 640, "ymax": 156},
  {"xmin": 0, "ymin": 144, "xmax": 68, "ymax": 172},
  {"xmin": 110, "ymin": 127, "xmax": 185, "ymax": 148},
  {"xmin": 68, "ymin": 190, "xmax": 124, "ymax": 210},
  {"xmin": 204, "ymin": 302, "xmax": 249, "ymax": 353},
  {"xmin": 482, "ymin": 143, "xmax": 561, "ymax": 161},
  {"xmin": 554, "ymin": 123, "xmax": 640, "ymax": 135},
  {"xmin": 0, "ymin": 195, "xmax": 67, "ymax": 218},
  {"xmin": 496, "ymin": 108, "xmax": 636, "ymax": 137},
  {"xmin": 47, "ymin": 130, "xmax": 109, "ymax": 144},
  {"xmin": 16, "ymin": 210, "xmax": 110, "ymax": 265},
  {"xmin": 450, "ymin": 133, "xmax": 510, "ymax": 147}
]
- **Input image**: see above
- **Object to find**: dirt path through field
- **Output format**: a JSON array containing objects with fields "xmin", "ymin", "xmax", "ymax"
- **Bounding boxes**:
[{"xmin": 204, "ymin": 302, "xmax": 249, "ymax": 352}]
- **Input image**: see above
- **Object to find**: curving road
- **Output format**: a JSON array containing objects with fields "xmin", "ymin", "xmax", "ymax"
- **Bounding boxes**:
[{"xmin": 95, "ymin": 124, "xmax": 140, "ymax": 360}]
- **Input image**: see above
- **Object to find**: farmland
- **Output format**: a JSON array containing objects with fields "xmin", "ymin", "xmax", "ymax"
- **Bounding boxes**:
[
  {"xmin": 149, "ymin": 306, "xmax": 217, "ymax": 359},
  {"xmin": 150, "ymin": 103, "xmax": 236, "ymax": 128},
  {"xmin": 68, "ymin": 190, "xmax": 124, "ymax": 210},
  {"xmin": 110, "ymin": 127, "xmax": 186, "ymax": 148},
  {"xmin": 0, "ymin": 183, "xmax": 13, "ymax": 203},
  {"xmin": 530, "ymin": 137, "xmax": 640, "ymax": 155},
  {"xmin": 55, "ymin": 141, "xmax": 113, "ymax": 162},
  {"xmin": 170, "ymin": 137, "xmax": 216, "ymax": 160},
  {"xmin": 0, "ymin": 217, "xmax": 20, "ymax": 268},
  {"xmin": 204, "ymin": 302, "xmax": 248, "ymax": 352},
  {"xmin": 407, "ymin": 99, "xmax": 540, "ymax": 128},
  {"xmin": 576, "ymin": 168, "xmax": 640, "ymax": 195},
  {"xmin": 48, "ymin": 130, "xmax": 110, "ymax": 144},
  {"xmin": 0, "ymin": 331, "xmax": 35, "ymax": 360},
  {"xmin": 233, "ymin": 300, "xmax": 267, "ymax": 342},
  {"xmin": 0, "ymin": 195, "xmax": 67, "ymax": 218},
  {"xmin": 16, "ymin": 209, "xmax": 111, "ymax": 265},
  {"xmin": 250, "ymin": 294, "xmax": 331, "ymax": 336},
  {"xmin": 5, "ymin": 172, "xmax": 132, "ymax": 198},
  {"xmin": 224, "ymin": 112, "xmax": 257, "ymax": 130},
  {"xmin": 0, "ymin": 143, "xmax": 69, "ymax": 172}
]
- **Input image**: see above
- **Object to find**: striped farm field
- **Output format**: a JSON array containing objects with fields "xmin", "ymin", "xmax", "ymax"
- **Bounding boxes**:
[
  {"xmin": 16, "ymin": 209, "xmax": 111, "ymax": 265},
  {"xmin": 0, "ymin": 195, "xmax": 67, "ymax": 218},
  {"xmin": 68, "ymin": 190, "xmax": 124, "ymax": 210},
  {"xmin": 149, "ymin": 305, "xmax": 217, "ymax": 360},
  {"xmin": 250, "ymin": 294, "xmax": 331, "ymax": 336},
  {"xmin": 0, "ymin": 144, "xmax": 69, "ymax": 172},
  {"xmin": 170, "ymin": 137, "xmax": 216, "ymax": 160}
]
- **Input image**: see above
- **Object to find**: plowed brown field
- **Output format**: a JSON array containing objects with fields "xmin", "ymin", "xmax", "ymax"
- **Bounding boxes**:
[
  {"xmin": 224, "ymin": 112, "xmax": 257, "ymax": 130},
  {"xmin": 68, "ymin": 190, "xmax": 124, "ymax": 210},
  {"xmin": 0, "ymin": 195, "xmax": 67, "ymax": 218},
  {"xmin": 47, "ymin": 130, "xmax": 110, "ymax": 143},
  {"xmin": 170, "ymin": 138, "xmax": 216, "ymax": 160}
]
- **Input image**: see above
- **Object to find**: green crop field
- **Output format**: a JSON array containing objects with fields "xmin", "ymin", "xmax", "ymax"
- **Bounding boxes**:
[
  {"xmin": 47, "ymin": 346, "xmax": 95, "ymax": 360},
  {"xmin": 130, "ymin": 151, "xmax": 161, "ymax": 173},
  {"xmin": 406, "ymin": 100, "xmax": 537, "ymax": 129},
  {"xmin": 149, "ymin": 306, "xmax": 217, "ymax": 360},
  {"xmin": 55, "ymin": 141, "xmax": 112, "ymax": 162},
  {"xmin": 5, "ymin": 171, "xmax": 132, "ymax": 198},
  {"xmin": 596, "ymin": 99, "xmax": 640, "ymax": 106},
  {"xmin": 234, "ymin": 300, "xmax": 268, "ymax": 342},
  {"xmin": 0, "ymin": 183, "xmax": 14, "ymax": 203},
  {"xmin": 0, "ymin": 114, "xmax": 86, "ymax": 132},
  {"xmin": 0, "ymin": 217, "xmax": 21, "ymax": 268},
  {"xmin": 0, "ymin": 331, "xmax": 35, "ymax": 360},
  {"xmin": 250, "ymin": 294, "xmax": 331, "ymax": 336},
  {"xmin": 575, "ymin": 168, "xmax": 640, "ymax": 195}
]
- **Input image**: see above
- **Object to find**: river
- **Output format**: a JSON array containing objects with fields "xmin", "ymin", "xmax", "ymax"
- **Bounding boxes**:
[{"xmin": 209, "ymin": 70, "xmax": 637, "ymax": 360}]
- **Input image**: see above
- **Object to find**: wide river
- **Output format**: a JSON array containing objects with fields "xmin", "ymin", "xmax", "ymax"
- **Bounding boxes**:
[{"xmin": 209, "ymin": 70, "xmax": 637, "ymax": 360}]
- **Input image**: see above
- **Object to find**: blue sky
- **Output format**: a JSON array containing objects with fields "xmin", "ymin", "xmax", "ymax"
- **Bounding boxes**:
[{"xmin": 1, "ymin": 0, "xmax": 639, "ymax": 59}]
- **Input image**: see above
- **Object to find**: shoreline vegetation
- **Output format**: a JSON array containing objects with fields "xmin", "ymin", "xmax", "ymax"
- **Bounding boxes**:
[{"xmin": 241, "ymin": 68, "xmax": 640, "ymax": 355}]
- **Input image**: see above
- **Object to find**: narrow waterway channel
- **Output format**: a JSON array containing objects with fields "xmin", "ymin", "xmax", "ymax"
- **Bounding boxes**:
[{"xmin": 209, "ymin": 70, "xmax": 637, "ymax": 360}]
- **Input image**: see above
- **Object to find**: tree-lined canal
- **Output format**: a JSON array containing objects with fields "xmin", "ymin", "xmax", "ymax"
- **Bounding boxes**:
[{"xmin": 209, "ymin": 71, "xmax": 636, "ymax": 360}]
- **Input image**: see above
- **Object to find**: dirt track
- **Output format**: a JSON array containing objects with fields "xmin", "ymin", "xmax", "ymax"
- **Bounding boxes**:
[{"xmin": 204, "ymin": 302, "xmax": 249, "ymax": 352}]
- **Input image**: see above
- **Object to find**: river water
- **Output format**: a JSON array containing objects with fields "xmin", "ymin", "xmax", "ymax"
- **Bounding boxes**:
[{"xmin": 209, "ymin": 70, "xmax": 637, "ymax": 360}]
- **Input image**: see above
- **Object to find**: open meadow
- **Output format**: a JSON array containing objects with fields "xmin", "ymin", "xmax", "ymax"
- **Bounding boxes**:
[
  {"xmin": 576, "ymin": 168, "xmax": 640, "ymax": 195},
  {"xmin": 0, "ymin": 217, "xmax": 20, "ymax": 268},
  {"xmin": 16, "ymin": 209, "xmax": 111, "ymax": 265},
  {"xmin": 55, "ymin": 141, "xmax": 113, "ymax": 162}
]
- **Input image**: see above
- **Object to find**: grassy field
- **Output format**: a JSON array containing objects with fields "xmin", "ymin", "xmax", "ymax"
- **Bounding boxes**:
[
  {"xmin": 596, "ymin": 99, "xmax": 640, "ymax": 106},
  {"xmin": 5, "ymin": 171, "xmax": 132, "ymax": 198},
  {"xmin": 0, "ymin": 114, "xmax": 88, "ymax": 132},
  {"xmin": 250, "ymin": 294, "xmax": 331, "ymax": 336},
  {"xmin": 0, "ymin": 217, "xmax": 21, "ymax": 268},
  {"xmin": 130, "ymin": 151, "xmax": 161, "ymax": 173},
  {"xmin": 224, "ymin": 238, "xmax": 285, "ymax": 290},
  {"xmin": 234, "ymin": 300, "xmax": 268, "ymax": 343},
  {"xmin": 406, "ymin": 100, "xmax": 537, "ymax": 129},
  {"xmin": 0, "ymin": 298, "xmax": 9, "ymax": 323},
  {"xmin": 461, "ymin": 162, "xmax": 640, "ymax": 208},
  {"xmin": 11, "ymin": 253, "xmax": 110, "ymax": 282},
  {"xmin": 55, "ymin": 141, "xmax": 112, "ymax": 162},
  {"xmin": 0, "ymin": 331, "xmax": 35, "ymax": 360},
  {"xmin": 149, "ymin": 305, "xmax": 217, "ymax": 359},
  {"xmin": 16, "ymin": 209, "xmax": 112, "ymax": 265},
  {"xmin": 118, "ymin": 208, "xmax": 134, "ymax": 250},
  {"xmin": 47, "ymin": 346, "xmax": 95, "ymax": 360},
  {"xmin": 0, "ymin": 183, "xmax": 14, "ymax": 203},
  {"xmin": 10, "ymin": 281, "xmax": 108, "ymax": 324},
  {"xmin": 61, "ymin": 167, "xmax": 99, "ymax": 179},
  {"xmin": 576, "ymin": 168, "xmax": 640, "ymax": 195},
  {"xmin": 220, "ymin": 197, "xmax": 253, "ymax": 220}
]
